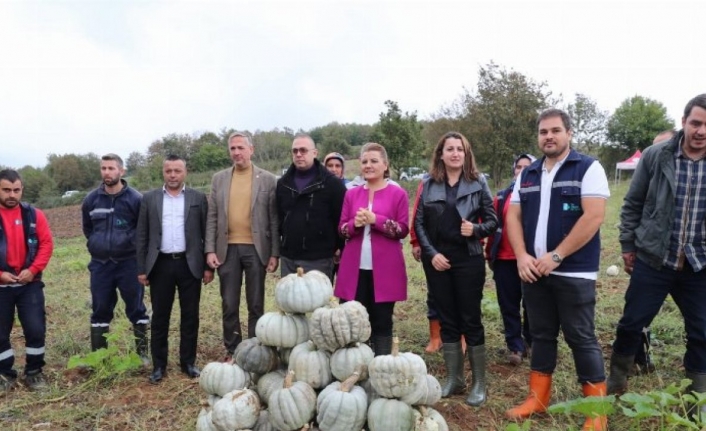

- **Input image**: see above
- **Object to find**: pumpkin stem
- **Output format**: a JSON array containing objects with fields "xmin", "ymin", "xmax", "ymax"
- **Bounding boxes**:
[
  {"xmin": 296, "ymin": 267, "xmax": 304, "ymax": 276},
  {"xmin": 392, "ymin": 336, "xmax": 399, "ymax": 356},
  {"xmin": 284, "ymin": 370, "xmax": 295, "ymax": 388},
  {"xmin": 329, "ymin": 296, "xmax": 339, "ymax": 307},
  {"xmin": 419, "ymin": 405, "xmax": 428, "ymax": 416},
  {"xmin": 340, "ymin": 371, "xmax": 361, "ymax": 392}
]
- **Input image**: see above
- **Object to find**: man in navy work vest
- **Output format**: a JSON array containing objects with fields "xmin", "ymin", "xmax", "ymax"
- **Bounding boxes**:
[
  {"xmin": 504, "ymin": 109, "xmax": 610, "ymax": 431},
  {"xmin": 0, "ymin": 169, "xmax": 54, "ymax": 393}
]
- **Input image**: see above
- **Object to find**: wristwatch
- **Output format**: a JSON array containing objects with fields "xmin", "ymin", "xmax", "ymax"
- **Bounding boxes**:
[{"xmin": 551, "ymin": 252, "xmax": 563, "ymax": 264}]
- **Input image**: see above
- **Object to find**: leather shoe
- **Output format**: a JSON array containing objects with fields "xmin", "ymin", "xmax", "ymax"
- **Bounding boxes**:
[
  {"xmin": 181, "ymin": 364, "xmax": 200, "ymax": 378},
  {"xmin": 149, "ymin": 367, "xmax": 165, "ymax": 385}
]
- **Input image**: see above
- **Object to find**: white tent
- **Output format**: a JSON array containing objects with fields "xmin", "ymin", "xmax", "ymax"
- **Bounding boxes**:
[{"xmin": 615, "ymin": 150, "xmax": 642, "ymax": 183}]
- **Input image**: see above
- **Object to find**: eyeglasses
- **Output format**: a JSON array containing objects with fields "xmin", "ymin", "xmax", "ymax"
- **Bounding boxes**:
[{"xmin": 292, "ymin": 148, "xmax": 310, "ymax": 155}]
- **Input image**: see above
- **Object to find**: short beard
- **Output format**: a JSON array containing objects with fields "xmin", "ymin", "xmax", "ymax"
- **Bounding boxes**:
[{"xmin": 103, "ymin": 177, "xmax": 120, "ymax": 187}]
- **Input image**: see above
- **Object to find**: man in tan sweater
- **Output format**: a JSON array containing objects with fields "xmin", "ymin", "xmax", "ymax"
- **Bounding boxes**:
[{"xmin": 205, "ymin": 132, "xmax": 279, "ymax": 359}]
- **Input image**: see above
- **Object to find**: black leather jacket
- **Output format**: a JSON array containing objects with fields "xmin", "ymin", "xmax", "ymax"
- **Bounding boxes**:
[{"xmin": 414, "ymin": 175, "xmax": 498, "ymax": 260}]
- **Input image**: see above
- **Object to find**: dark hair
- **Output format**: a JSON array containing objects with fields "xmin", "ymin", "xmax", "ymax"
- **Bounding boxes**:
[
  {"xmin": 0, "ymin": 169, "xmax": 22, "ymax": 184},
  {"xmin": 164, "ymin": 154, "xmax": 185, "ymax": 163},
  {"xmin": 537, "ymin": 108, "xmax": 572, "ymax": 131},
  {"xmin": 101, "ymin": 153, "xmax": 124, "ymax": 169},
  {"xmin": 429, "ymin": 131, "xmax": 479, "ymax": 182},
  {"xmin": 684, "ymin": 94, "xmax": 706, "ymax": 119}
]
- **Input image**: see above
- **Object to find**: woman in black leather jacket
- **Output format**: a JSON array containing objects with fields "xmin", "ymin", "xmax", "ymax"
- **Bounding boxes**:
[{"xmin": 414, "ymin": 131, "xmax": 497, "ymax": 407}]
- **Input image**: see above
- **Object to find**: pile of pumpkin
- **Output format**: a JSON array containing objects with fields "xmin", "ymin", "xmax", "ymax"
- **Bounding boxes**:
[{"xmin": 196, "ymin": 268, "xmax": 449, "ymax": 431}]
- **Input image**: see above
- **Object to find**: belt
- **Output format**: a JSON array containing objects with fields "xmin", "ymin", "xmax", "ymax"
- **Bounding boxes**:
[{"xmin": 159, "ymin": 252, "xmax": 186, "ymax": 259}]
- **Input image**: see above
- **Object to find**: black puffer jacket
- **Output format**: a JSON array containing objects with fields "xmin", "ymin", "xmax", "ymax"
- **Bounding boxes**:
[{"xmin": 276, "ymin": 159, "xmax": 346, "ymax": 260}]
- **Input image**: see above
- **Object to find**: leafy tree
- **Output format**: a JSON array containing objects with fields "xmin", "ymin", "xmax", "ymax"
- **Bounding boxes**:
[
  {"xmin": 565, "ymin": 93, "xmax": 608, "ymax": 156},
  {"xmin": 146, "ymin": 133, "xmax": 194, "ymax": 163},
  {"xmin": 455, "ymin": 63, "xmax": 553, "ymax": 187},
  {"xmin": 252, "ymin": 128, "xmax": 295, "ymax": 173},
  {"xmin": 46, "ymin": 153, "xmax": 101, "ymax": 191},
  {"xmin": 372, "ymin": 100, "xmax": 425, "ymax": 177},
  {"xmin": 606, "ymin": 96, "xmax": 674, "ymax": 153},
  {"xmin": 18, "ymin": 166, "xmax": 56, "ymax": 203},
  {"xmin": 125, "ymin": 151, "xmax": 147, "ymax": 176},
  {"xmin": 190, "ymin": 144, "xmax": 231, "ymax": 172}
]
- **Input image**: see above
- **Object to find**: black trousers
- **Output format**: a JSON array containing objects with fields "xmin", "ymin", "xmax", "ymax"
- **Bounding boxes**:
[
  {"xmin": 423, "ymin": 252, "xmax": 486, "ymax": 346},
  {"xmin": 354, "ymin": 270, "xmax": 395, "ymax": 337},
  {"xmin": 149, "ymin": 254, "xmax": 201, "ymax": 369}
]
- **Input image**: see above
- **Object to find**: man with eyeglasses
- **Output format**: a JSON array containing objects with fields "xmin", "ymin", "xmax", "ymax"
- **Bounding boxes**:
[
  {"xmin": 276, "ymin": 133, "xmax": 347, "ymax": 278},
  {"xmin": 205, "ymin": 132, "xmax": 279, "ymax": 360}
]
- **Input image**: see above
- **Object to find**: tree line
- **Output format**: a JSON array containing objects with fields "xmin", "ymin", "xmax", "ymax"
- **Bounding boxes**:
[{"xmin": 3, "ymin": 61, "xmax": 674, "ymax": 204}]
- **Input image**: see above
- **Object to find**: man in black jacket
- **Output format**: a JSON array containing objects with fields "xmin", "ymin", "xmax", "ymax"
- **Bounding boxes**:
[{"xmin": 276, "ymin": 134, "xmax": 346, "ymax": 278}]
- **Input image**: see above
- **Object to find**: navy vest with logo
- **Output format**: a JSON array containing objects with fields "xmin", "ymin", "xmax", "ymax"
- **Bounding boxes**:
[{"xmin": 518, "ymin": 150, "xmax": 601, "ymax": 273}]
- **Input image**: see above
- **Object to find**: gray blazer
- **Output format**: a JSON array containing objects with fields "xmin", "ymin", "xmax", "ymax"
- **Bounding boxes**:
[
  {"xmin": 136, "ymin": 187, "xmax": 209, "ymax": 280},
  {"xmin": 205, "ymin": 164, "xmax": 279, "ymax": 267}
]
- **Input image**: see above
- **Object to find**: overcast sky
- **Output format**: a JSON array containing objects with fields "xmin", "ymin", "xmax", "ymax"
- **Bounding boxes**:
[{"xmin": 0, "ymin": 0, "xmax": 702, "ymax": 169}]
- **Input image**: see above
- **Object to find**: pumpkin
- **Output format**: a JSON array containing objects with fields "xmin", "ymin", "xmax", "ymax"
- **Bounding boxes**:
[
  {"xmin": 360, "ymin": 378, "xmax": 380, "ymax": 407},
  {"xmin": 256, "ymin": 369, "xmax": 287, "ymax": 404},
  {"xmin": 268, "ymin": 371, "xmax": 317, "ymax": 431},
  {"xmin": 234, "ymin": 337, "xmax": 280, "ymax": 374},
  {"xmin": 309, "ymin": 299, "xmax": 371, "ymax": 352},
  {"xmin": 330, "ymin": 342, "xmax": 374, "ymax": 381},
  {"xmin": 253, "ymin": 409, "xmax": 277, "ymax": 431},
  {"xmin": 316, "ymin": 371, "xmax": 367, "ymax": 431},
  {"xmin": 368, "ymin": 337, "xmax": 427, "ymax": 399},
  {"xmin": 196, "ymin": 408, "xmax": 218, "ymax": 431},
  {"xmin": 413, "ymin": 406, "xmax": 449, "ymax": 431},
  {"xmin": 288, "ymin": 341, "xmax": 332, "ymax": 389},
  {"xmin": 211, "ymin": 388, "xmax": 261, "ymax": 431},
  {"xmin": 367, "ymin": 398, "xmax": 414, "ymax": 431},
  {"xmin": 400, "ymin": 374, "xmax": 442, "ymax": 406},
  {"xmin": 200, "ymin": 361, "xmax": 252, "ymax": 397},
  {"xmin": 275, "ymin": 267, "xmax": 333, "ymax": 313},
  {"xmin": 256, "ymin": 312, "xmax": 309, "ymax": 348}
]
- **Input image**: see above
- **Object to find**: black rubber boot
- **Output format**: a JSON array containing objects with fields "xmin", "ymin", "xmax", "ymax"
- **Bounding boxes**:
[
  {"xmin": 441, "ymin": 342, "xmax": 465, "ymax": 397},
  {"xmin": 372, "ymin": 336, "xmax": 392, "ymax": 356},
  {"xmin": 90, "ymin": 326, "xmax": 109, "ymax": 351},
  {"xmin": 133, "ymin": 323, "xmax": 150, "ymax": 367},
  {"xmin": 606, "ymin": 351, "xmax": 634, "ymax": 395},
  {"xmin": 685, "ymin": 371, "xmax": 706, "ymax": 422},
  {"xmin": 466, "ymin": 344, "xmax": 487, "ymax": 406}
]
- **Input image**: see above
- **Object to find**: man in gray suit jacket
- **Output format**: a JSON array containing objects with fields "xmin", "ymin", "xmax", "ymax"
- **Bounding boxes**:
[
  {"xmin": 206, "ymin": 132, "xmax": 279, "ymax": 359},
  {"xmin": 136, "ymin": 155, "xmax": 213, "ymax": 384}
]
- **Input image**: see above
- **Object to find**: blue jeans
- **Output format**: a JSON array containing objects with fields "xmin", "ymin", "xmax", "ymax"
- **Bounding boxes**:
[
  {"xmin": 523, "ymin": 274, "xmax": 605, "ymax": 383},
  {"xmin": 89, "ymin": 258, "xmax": 149, "ymax": 327},
  {"xmin": 0, "ymin": 281, "xmax": 46, "ymax": 378},
  {"xmin": 613, "ymin": 258, "xmax": 706, "ymax": 373}
]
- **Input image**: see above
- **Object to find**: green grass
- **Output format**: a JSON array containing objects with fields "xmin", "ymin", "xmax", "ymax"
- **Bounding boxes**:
[{"xmin": 0, "ymin": 181, "xmax": 696, "ymax": 430}]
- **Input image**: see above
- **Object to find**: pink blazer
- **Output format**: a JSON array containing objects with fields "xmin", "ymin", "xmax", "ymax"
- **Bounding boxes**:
[{"xmin": 334, "ymin": 184, "xmax": 409, "ymax": 302}]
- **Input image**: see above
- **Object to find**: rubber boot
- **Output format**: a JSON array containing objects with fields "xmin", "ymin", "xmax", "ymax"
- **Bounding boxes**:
[
  {"xmin": 441, "ymin": 342, "xmax": 465, "ymax": 397},
  {"xmin": 424, "ymin": 320, "xmax": 442, "ymax": 353},
  {"xmin": 606, "ymin": 351, "xmax": 634, "ymax": 395},
  {"xmin": 466, "ymin": 344, "xmax": 487, "ymax": 406},
  {"xmin": 90, "ymin": 326, "xmax": 109, "ymax": 351},
  {"xmin": 133, "ymin": 323, "xmax": 150, "ymax": 367},
  {"xmin": 505, "ymin": 371, "xmax": 552, "ymax": 419},
  {"xmin": 372, "ymin": 336, "xmax": 392, "ymax": 357},
  {"xmin": 685, "ymin": 371, "xmax": 706, "ymax": 422},
  {"xmin": 581, "ymin": 381, "xmax": 608, "ymax": 430}
]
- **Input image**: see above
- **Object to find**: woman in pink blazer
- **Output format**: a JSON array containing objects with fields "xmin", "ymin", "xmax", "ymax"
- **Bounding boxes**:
[{"xmin": 335, "ymin": 143, "xmax": 409, "ymax": 356}]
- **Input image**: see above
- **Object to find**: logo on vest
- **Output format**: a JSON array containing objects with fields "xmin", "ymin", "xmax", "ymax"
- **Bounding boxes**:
[{"xmin": 562, "ymin": 203, "xmax": 581, "ymax": 212}]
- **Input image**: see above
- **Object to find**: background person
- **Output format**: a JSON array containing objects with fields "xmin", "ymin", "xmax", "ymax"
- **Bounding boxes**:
[
  {"xmin": 335, "ymin": 143, "xmax": 409, "ymax": 356},
  {"xmin": 136, "ymin": 155, "xmax": 212, "ymax": 384},
  {"xmin": 276, "ymin": 134, "xmax": 346, "ymax": 279},
  {"xmin": 608, "ymin": 96, "xmax": 706, "ymax": 412},
  {"xmin": 205, "ymin": 132, "xmax": 279, "ymax": 360},
  {"xmin": 0, "ymin": 169, "xmax": 53, "ymax": 392},
  {"xmin": 82, "ymin": 153, "xmax": 149, "ymax": 364},
  {"xmin": 485, "ymin": 153, "xmax": 535, "ymax": 366},
  {"xmin": 414, "ymin": 131, "xmax": 498, "ymax": 407},
  {"xmin": 504, "ymin": 109, "xmax": 610, "ymax": 430}
]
